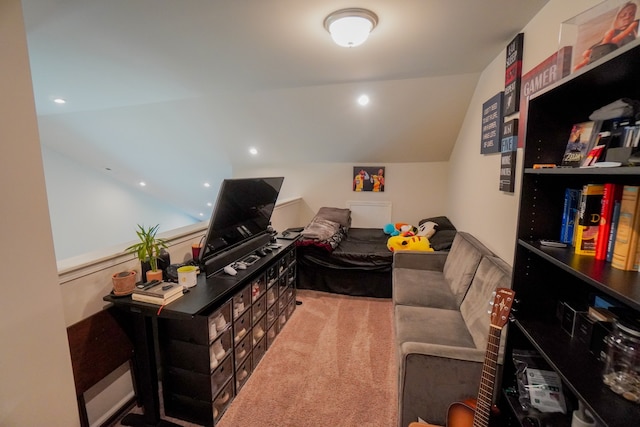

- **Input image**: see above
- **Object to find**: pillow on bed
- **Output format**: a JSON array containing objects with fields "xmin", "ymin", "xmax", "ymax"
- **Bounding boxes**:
[
  {"xmin": 316, "ymin": 207, "xmax": 352, "ymax": 229},
  {"xmin": 419, "ymin": 216, "xmax": 457, "ymax": 251}
]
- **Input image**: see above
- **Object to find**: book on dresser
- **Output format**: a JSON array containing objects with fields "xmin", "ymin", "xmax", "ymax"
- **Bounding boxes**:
[
  {"xmin": 611, "ymin": 185, "xmax": 640, "ymax": 271},
  {"xmin": 595, "ymin": 183, "xmax": 623, "ymax": 260},
  {"xmin": 574, "ymin": 184, "xmax": 604, "ymax": 256},
  {"xmin": 132, "ymin": 282, "xmax": 184, "ymax": 305},
  {"xmin": 561, "ymin": 188, "xmax": 582, "ymax": 244}
]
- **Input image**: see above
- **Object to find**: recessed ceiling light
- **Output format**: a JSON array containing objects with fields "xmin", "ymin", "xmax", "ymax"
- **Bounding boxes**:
[
  {"xmin": 199, "ymin": 212, "xmax": 204, "ymax": 217},
  {"xmin": 139, "ymin": 181, "xmax": 146, "ymax": 187},
  {"xmin": 203, "ymin": 182, "xmax": 210, "ymax": 188},
  {"xmin": 249, "ymin": 147, "xmax": 258, "ymax": 155},
  {"xmin": 207, "ymin": 202, "xmax": 213, "ymax": 207},
  {"xmin": 358, "ymin": 95, "xmax": 370, "ymax": 106},
  {"xmin": 53, "ymin": 98, "xmax": 66, "ymax": 104}
]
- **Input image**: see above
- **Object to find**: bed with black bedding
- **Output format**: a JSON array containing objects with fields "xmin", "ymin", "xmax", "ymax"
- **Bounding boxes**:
[{"xmin": 295, "ymin": 207, "xmax": 456, "ymax": 298}]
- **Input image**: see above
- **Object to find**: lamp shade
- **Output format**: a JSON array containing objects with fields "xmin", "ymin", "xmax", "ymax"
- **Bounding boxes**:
[{"xmin": 324, "ymin": 8, "xmax": 378, "ymax": 48}]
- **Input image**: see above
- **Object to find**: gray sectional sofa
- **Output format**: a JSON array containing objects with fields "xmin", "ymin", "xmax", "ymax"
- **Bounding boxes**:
[{"xmin": 392, "ymin": 231, "xmax": 512, "ymax": 427}]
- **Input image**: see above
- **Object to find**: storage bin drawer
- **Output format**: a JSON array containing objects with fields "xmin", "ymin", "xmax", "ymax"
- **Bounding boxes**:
[
  {"xmin": 233, "ymin": 284, "xmax": 251, "ymax": 320},
  {"xmin": 234, "ymin": 331, "xmax": 252, "ymax": 368},
  {"xmin": 266, "ymin": 304, "xmax": 277, "ymax": 327},
  {"xmin": 253, "ymin": 315, "xmax": 266, "ymax": 345},
  {"xmin": 213, "ymin": 378, "xmax": 235, "ymax": 423},
  {"xmin": 252, "ymin": 294, "xmax": 266, "ymax": 325},
  {"xmin": 235, "ymin": 355, "xmax": 252, "ymax": 392},
  {"xmin": 164, "ymin": 367, "xmax": 211, "ymax": 401},
  {"xmin": 233, "ymin": 309, "xmax": 251, "ymax": 344},
  {"xmin": 164, "ymin": 392, "xmax": 213, "ymax": 427},
  {"xmin": 250, "ymin": 273, "xmax": 266, "ymax": 303},
  {"xmin": 211, "ymin": 355, "xmax": 233, "ymax": 398},
  {"xmin": 253, "ymin": 336, "xmax": 266, "ymax": 368},
  {"xmin": 208, "ymin": 302, "xmax": 232, "ymax": 344}
]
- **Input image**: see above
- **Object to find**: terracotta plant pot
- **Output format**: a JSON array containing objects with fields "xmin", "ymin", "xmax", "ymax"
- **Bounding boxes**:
[
  {"xmin": 112, "ymin": 270, "xmax": 137, "ymax": 296},
  {"xmin": 145, "ymin": 269, "xmax": 163, "ymax": 282}
]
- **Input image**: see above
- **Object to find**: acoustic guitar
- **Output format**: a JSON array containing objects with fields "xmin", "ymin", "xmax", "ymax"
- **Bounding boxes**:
[{"xmin": 410, "ymin": 287, "xmax": 515, "ymax": 427}]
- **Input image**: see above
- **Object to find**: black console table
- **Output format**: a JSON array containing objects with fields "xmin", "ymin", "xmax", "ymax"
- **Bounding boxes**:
[{"xmin": 104, "ymin": 238, "xmax": 298, "ymax": 426}]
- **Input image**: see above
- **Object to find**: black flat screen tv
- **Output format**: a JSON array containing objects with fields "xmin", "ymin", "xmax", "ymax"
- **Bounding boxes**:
[{"xmin": 199, "ymin": 177, "xmax": 284, "ymax": 275}]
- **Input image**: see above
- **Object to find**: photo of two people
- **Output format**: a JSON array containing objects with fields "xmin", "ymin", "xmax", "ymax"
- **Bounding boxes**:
[{"xmin": 353, "ymin": 167, "xmax": 385, "ymax": 192}]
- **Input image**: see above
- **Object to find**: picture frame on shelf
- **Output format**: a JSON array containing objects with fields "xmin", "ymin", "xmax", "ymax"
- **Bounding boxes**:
[{"xmin": 560, "ymin": 0, "xmax": 639, "ymax": 73}]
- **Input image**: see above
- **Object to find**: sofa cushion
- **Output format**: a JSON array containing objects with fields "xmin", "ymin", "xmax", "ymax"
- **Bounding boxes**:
[
  {"xmin": 442, "ymin": 232, "xmax": 494, "ymax": 307},
  {"xmin": 460, "ymin": 256, "xmax": 513, "ymax": 350},
  {"xmin": 394, "ymin": 305, "xmax": 476, "ymax": 349},
  {"xmin": 393, "ymin": 269, "xmax": 458, "ymax": 309}
]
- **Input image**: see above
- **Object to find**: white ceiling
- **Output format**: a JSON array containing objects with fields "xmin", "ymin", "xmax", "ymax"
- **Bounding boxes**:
[{"xmin": 21, "ymin": 0, "xmax": 549, "ymax": 218}]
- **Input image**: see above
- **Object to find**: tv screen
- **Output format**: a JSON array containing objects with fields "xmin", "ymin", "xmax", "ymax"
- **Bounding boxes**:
[{"xmin": 200, "ymin": 177, "xmax": 284, "ymax": 265}]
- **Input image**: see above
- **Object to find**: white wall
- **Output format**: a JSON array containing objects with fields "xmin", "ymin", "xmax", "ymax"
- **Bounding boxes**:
[
  {"xmin": 447, "ymin": 0, "xmax": 603, "ymax": 263},
  {"xmin": 0, "ymin": 1, "xmax": 79, "ymax": 425},
  {"xmin": 42, "ymin": 146, "xmax": 201, "ymax": 260},
  {"xmin": 234, "ymin": 162, "xmax": 450, "ymax": 228}
]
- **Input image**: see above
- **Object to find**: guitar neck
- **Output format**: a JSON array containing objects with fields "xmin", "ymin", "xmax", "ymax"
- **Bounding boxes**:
[{"xmin": 473, "ymin": 324, "xmax": 502, "ymax": 427}]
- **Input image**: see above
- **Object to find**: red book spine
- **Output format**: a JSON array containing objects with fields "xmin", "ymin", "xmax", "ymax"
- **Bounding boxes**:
[{"xmin": 596, "ymin": 183, "xmax": 622, "ymax": 260}]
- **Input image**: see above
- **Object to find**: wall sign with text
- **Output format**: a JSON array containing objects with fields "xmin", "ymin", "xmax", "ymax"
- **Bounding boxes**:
[
  {"xmin": 504, "ymin": 33, "xmax": 524, "ymax": 116},
  {"xmin": 481, "ymin": 92, "xmax": 504, "ymax": 154},
  {"xmin": 499, "ymin": 119, "xmax": 518, "ymax": 193}
]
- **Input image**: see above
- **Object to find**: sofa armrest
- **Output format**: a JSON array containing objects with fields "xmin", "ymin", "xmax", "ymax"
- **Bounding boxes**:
[
  {"xmin": 398, "ymin": 342, "xmax": 486, "ymax": 427},
  {"xmin": 393, "ymin": 251, "xmax": 447, "ymax": 271}
]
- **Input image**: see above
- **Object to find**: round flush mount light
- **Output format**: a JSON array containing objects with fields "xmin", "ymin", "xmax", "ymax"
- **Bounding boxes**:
[
  {"xmin": 357, "ymin": 94, "xmax": 370, "ymax": 106},
  {"xmin": 53, "ymin": 98, "xmax": 66, "ymax": 104},
  {"xmin": 324, "ymin": 8, "xmax": 378, "ymax": 48}
]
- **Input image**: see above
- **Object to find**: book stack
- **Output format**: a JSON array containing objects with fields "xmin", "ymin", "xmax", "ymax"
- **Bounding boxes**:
[{"xmin": 132, "ymin": 281, "xmax": 184, "ymax": 305}]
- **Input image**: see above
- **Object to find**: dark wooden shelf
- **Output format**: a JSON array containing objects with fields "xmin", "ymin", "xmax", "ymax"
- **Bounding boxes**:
[
  {"xmin": 519, "ymin": 240, "xmax": 640, "ymax": 311},
  {"xmin": 525, "ymin": 167, "xmax": 640, "ymax": 176},
  {"xmin": 514, "ymin": 319, "xmax": 640, "ymax": 427}
]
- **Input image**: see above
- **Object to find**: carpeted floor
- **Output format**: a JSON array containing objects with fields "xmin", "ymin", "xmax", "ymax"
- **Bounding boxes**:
[{"xmin": 115, "ymin": 289, "xmax": 397, "ymax": 427}]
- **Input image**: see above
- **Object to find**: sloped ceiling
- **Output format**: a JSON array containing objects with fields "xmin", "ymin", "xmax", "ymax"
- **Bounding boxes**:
[{"xmin": 21, "ymin": 0, "xmax": 548, "ymax": 218}]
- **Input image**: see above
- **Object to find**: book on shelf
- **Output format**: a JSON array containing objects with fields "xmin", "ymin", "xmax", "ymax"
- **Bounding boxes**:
[
  {"xmin": 606, "ymin": 199, "xmax": 622, "ymax": 262},
  {"xmin": 560, "ymin": 121, "xmax": 600, "ymax": 167},
  {"xmin": 574, "ymin": 184, "xmax": 604, "ymax": 256},
  {"xmin": 595, "ymin": 183, "xmax": 623, "ymax": 260},
  {"xmin": 611, "ymin": 185, "xmax": 640, "ymax": 271},
  {"xmin": 132, "ymin": 282, "xmax": 184, "ymax": 305},
  {"xmin": 560, "ymin": 188, "xmax": 582, "ymax": 244},
  {"xmin": 582, "ymin": 144, "xmax": 606, "ymax": 167}
]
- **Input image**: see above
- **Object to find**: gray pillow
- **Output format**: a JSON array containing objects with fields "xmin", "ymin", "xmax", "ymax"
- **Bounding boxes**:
[
  {"xmin": 316, "ymin": 207, "xmax": 352, "ymax": 228},
  {"xmin": 419, "ymin": 216, "xmax": 457, "ymax": 251}
]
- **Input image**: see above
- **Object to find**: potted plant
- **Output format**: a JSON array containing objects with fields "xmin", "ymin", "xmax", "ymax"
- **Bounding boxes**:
[
  {"xmin": 125, "ymin": 224, "xmax": 168, "ymax": 282},
  {"xmin": 111, "ymin": 270, "xmax": 137, "ymax": 295}
]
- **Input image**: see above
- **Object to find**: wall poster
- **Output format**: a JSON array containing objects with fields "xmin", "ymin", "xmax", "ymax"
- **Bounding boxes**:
[{"xmin": 353, "ymin": 166, "xmax": 385, "ymax": 192}]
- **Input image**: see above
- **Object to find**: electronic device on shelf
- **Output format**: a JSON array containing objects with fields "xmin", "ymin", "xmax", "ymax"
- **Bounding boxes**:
[{"xmin": 198, "ymin": 177, "xmax": 284, "ymax": 277}]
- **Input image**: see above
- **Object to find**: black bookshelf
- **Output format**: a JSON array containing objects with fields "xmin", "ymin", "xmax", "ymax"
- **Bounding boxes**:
[{"xmin": 500, "ymin": 41, "xmax": 640, "ymax": 427}]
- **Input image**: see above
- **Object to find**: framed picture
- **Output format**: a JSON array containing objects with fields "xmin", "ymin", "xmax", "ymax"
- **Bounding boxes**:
[
  {"xmin": 561, "ymin": 0, "xmax": 639, "ymax": 72},
  {"xmin": 353, "ymin": 166, "xmax": 385, "ymax": 192}
]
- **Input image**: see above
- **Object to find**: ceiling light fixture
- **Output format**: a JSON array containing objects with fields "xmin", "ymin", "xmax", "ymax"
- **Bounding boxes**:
[
  {"xmin": 324, "ymin": 8, "xmax": 378, "ymax": 48},
  {"xmin": 53, "ymin": 98, "xmax": 66, "ymax": 104},
  {"xmin": 358, "ymin": 94, "xmax": 370, "ymax": 106}
]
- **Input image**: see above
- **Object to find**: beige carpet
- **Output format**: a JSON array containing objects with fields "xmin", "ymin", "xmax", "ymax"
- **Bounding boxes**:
[{"xmin": 116, "ymin": 289, "xmax": 397, "ymax": 427}]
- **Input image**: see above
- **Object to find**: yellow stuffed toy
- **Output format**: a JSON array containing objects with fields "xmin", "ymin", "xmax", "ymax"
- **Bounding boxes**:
[{"xmin": 387, "ymin": 235, "xmax": 434, "ymax": 252}]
